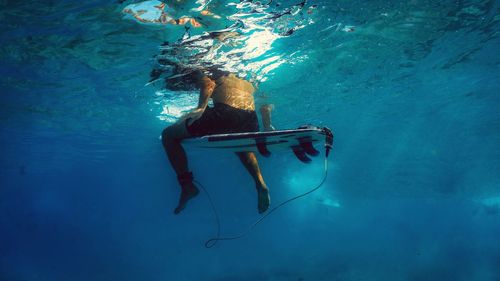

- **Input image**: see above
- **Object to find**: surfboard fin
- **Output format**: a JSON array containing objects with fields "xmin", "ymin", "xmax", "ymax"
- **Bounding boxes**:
[
  {"xmin": 292, "ymin": 145, "xmax": 312, "ymax": 163},
  {"xmin": 298, "ymin": 137, "xmax": 319, "ymax": 157},
  {"xmin": 256, "ymin": 137, "xmax": 271, "ymax": 157}
]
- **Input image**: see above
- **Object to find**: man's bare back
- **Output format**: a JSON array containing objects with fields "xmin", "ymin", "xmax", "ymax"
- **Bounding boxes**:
[{"xmin": 211, "ymin": 73, "xmax": 256, "ymax": 111}]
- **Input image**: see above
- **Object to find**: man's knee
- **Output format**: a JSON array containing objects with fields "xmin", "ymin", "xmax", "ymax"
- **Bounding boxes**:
[
  {"xmin": 161, "ymin": 128, "xmax": 168, "ymax": 145},
  {"xmin": 161, "ymin": 123, "xmax": 188, "ymax": 146},
  {"xmin": 161, "ymin": 126, "xmax": 177, "ymax": 146}
]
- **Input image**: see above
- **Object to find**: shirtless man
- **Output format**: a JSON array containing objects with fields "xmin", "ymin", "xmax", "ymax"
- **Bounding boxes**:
[{"xmin": 161, "ymin": 73, "xmax": 272, "ymax": 214}]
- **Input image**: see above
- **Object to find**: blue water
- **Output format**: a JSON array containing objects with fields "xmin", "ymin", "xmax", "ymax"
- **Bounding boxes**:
[{"xmin": 1, "ymin": 0, "xmax": 500, "ymax": 280}]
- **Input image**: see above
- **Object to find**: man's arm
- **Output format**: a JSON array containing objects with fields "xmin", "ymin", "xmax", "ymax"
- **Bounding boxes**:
[
  {"xmin": 260, "ymin": 104, "xmax": 275, "ymax": 131},
  {"xmin": 178, "ymin": 75, "xmax": 215, "ymax": 126},
  {"xmin": 197, "ymin": 76, "xmax": 216, "ymax": 110}
]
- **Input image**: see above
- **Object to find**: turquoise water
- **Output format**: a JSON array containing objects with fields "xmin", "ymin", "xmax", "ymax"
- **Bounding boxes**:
[{"xmin": 1, "ymin": 0, "xmax": 500, "ymax": 280}]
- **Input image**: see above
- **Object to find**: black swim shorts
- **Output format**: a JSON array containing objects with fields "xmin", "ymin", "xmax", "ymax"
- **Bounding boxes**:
[{"xmin": 186, "ymin": 103, "xmax": 259, "ymax": 136}]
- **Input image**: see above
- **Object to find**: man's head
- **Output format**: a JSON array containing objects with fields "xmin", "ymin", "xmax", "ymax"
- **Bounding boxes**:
[
  {"xmin": 164, "ymin": 65, "xmax": 204, "ymax": 91},
  {"xmin": 163, "ymin": 62, "xmax": 232, "ymax": 91}
]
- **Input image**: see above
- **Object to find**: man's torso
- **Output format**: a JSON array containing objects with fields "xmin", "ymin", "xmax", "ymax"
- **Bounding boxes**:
[{"xmin": 211, "ymin": 74, "xmax": 255, "ymax": 111}]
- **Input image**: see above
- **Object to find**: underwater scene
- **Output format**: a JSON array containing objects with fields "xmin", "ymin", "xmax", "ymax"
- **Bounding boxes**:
[{"xmin": 1, "ymin": 0, "xmax": 499, "ymax": 280}]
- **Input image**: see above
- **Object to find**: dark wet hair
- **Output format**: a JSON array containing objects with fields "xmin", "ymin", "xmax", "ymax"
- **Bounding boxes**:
[
  {"xmin": 205, "ymin": 65, "xmax": 230, "ymax": 80},
  {"xmin": 164, "ymin": 65, "xmax": 203, "ymax": 91},
  {"xmin": 164, "ymin": 64, "xmax": 230, "ymax": 91}
]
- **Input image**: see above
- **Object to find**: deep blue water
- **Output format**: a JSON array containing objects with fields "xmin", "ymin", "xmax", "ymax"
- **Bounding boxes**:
[{"xmin": 1, "ymin": 0, "xmax": 500, "ymax": 280}]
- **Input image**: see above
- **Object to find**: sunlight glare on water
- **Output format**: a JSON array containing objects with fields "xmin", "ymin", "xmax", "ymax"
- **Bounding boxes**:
[{"xmin": 1, "ymin": 0, "xmax": 500, "ymax": 280}]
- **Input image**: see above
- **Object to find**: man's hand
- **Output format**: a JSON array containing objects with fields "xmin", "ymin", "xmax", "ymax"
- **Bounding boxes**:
[{"xmin": 179, "ymin": 108, "xmax": 205, "ymax": 126}]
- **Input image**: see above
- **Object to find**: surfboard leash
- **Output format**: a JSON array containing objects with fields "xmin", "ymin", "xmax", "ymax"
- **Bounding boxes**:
[{"xmin": 197, "ymin": 127, "xmax": 333, "ymax": 248}]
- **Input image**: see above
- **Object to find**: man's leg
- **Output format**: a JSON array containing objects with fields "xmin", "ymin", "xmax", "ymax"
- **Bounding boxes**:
[
  {"xmin": 236, "ymin": 152, "xmax": 270, "ymax": 213},
  {"xmin": 162, "ymin": 121, "xmax": 199, "ymax": 214}
]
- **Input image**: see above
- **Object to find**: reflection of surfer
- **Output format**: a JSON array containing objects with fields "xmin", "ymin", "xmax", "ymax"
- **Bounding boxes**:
[{"xmin": 123, "ymin": 0, "xmax": 219, "ymax": 27}]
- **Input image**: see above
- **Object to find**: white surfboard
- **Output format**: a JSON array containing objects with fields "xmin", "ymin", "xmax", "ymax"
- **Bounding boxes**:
[{"xmin": 182, "ymin": 125, "xmax": 333, "ymax": 163}]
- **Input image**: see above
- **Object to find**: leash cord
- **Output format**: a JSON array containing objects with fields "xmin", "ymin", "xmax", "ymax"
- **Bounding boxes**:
[{"xmin": 196, "ymin": 156, "xmax": 329, "ymax": 248}]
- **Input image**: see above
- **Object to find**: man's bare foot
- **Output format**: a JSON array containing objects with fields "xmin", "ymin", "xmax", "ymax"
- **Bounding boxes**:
[
  {"xmin": 174, "ymin": 182, "xmax": 199, "ymax": 214},
  {"xmin": 257, "ymin": 186, "xmax": 270, "ymax": 214}
]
